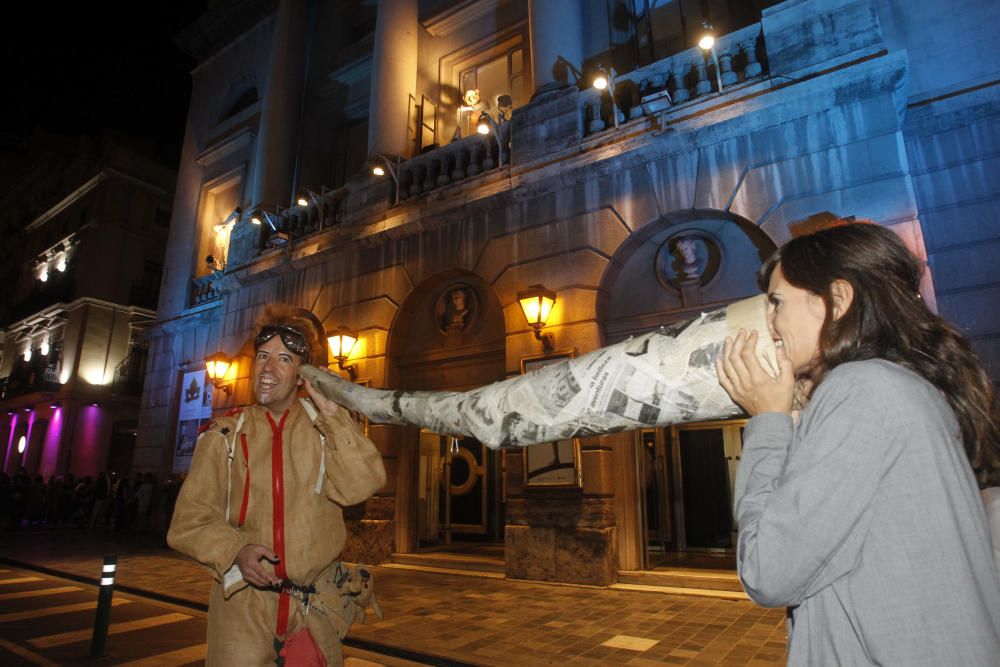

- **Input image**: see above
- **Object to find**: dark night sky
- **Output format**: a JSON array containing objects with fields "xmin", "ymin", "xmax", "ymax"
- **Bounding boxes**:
[{"xmin": 2, "ymin": 2, "xmax": 208, "ymax": 167}]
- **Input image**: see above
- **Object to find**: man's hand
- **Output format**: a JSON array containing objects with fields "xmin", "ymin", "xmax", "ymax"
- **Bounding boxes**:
[
  {"xmin": 235, "ymin": 544, "xmax": 281, "ymax": 588},
  {"xmin": 302, "ymin": 378, "xmax": 347, "ymax": 419},
  {"xmin": 715, "ymin": 329, "xmax": 795, "ymax": 416}
]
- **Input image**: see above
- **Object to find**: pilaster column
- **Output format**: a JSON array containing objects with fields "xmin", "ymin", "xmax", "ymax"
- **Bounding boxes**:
[
  {"xmin": 367, "ymin": 0, "xmax": 418, "ymax": 158},
  {"xmin": 528, "ymin": 0, "xmax": 583, "ymax": 98},
  {"xmin": 251, "ymin": 0, "xmax": 310, "ymax": 209}
]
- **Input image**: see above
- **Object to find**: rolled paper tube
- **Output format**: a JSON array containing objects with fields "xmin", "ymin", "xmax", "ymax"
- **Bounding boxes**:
[{"xmin": 300, "ymin": 294, "xmax": 777, "ymax": 448}]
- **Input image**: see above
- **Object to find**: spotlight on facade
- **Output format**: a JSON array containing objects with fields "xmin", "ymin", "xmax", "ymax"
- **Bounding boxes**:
[
  {"xmin": 50, "ymin": 401, "xmax": 61, "ymax": 409},
  {"xmin": 517, "ymin": 284, "xmax": 557, "ymax": 351},
  {"xmin": 370, "ymin": 155, "xmax": 401, "ymax": 206},
  {"xmin": 205, "ymin": 351, "xmax": 234, "ymax": 396},
  {"xmin": 697, "ymin": 22, "xmax": 723, "ymax": 94},
  {"xmin": 327, "ymin": 326, "xmax": 358, "ymax": 380},
  {"xmin": 23, "ymin": 347, "xmax": 32, "ymax": 362},
  {"xmin": 38, "ymin": 263, "xmax": 49, "ymax": 282},
  {"xmin": 477, "ymin": 111, "xmax": 492, "ymax": 135},
  {"xmin": 249, "ymin": 208, "xmax": 264, "ymax": 225},
  {"xmin": 17, "ymin": 436, "xmax": 26, "ymax": 454},
  {"xmin": 592, "ymin": 65, "xmax": 620, "ymax": 128},
  {"xmin": 40, "ymin": 339, "xmax": 50, "ymax": 356}
]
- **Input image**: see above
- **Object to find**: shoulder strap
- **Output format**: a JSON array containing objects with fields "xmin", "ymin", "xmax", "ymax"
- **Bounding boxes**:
[
  {"xmin": 223, "ymin": 411, "xmax": 246, "ymax": 523},
  {"xmin": 300, "ymin": 398, "xmax": 327, "ymax": 496}
]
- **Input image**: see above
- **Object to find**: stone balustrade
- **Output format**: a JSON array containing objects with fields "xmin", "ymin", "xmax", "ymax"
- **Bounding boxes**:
[
  {"xmin": 584, "ymin": 23, "xmax": 767, "ymax": 134},
  {"xmin": 189, "ymin": 274, "xmax": 221, "ymax": 306},
  {"xmin": 396, "ymin": 126, "xmax": 509, "ymax": 202}
]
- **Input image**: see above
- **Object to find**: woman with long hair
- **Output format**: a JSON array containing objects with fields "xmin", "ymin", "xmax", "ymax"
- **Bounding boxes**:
[{"xmin": 716, "ymin": 223, "xmax": 1000, "ymax": 665}]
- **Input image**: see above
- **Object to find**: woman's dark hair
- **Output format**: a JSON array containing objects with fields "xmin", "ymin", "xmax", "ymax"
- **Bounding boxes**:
[{"xmin": 759, "ymin": 223, "xmax": 1000, "ymax": 484}]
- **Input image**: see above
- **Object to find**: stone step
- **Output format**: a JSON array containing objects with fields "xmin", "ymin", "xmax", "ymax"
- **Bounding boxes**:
[
  {"xmin": 616, "ymin": 568, "xmax": 746, "ymax": 593},
  {"xmin": 389, "ymin": 551, "xmax": 506, "ymax": 575}
]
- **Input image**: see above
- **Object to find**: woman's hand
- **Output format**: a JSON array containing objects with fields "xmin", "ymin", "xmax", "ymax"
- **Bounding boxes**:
[
  {"xmin": 715, "ymin": 329, "xmax": 795, "ymax": 416},
  {"xmin": 302, "ymin": 378, "xmax": 348, "ymax": 419}
]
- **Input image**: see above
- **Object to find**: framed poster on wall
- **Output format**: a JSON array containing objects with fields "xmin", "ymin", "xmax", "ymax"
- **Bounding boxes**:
[
  {"xmin": 519, "ymin": 350, "xmax": 582, "ymax": 488},
  {"xmin": 173, "ymin": 369, "xmax": 213, "ymax": 473}
]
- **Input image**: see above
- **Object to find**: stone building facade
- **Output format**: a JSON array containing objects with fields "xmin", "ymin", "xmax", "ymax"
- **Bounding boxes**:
[
  {"xmin": 0, "ymin": 138, "xmax": 174, "ymax": 478},
  {"xmin": 138, "ymin": 0, "xmax": 1000, "ymax": 584}
]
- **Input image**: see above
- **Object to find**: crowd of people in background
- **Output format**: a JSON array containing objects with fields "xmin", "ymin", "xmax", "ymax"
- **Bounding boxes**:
[{"xmin": 0, "ymin": 467, "xmax": 187, "ymax": 541}]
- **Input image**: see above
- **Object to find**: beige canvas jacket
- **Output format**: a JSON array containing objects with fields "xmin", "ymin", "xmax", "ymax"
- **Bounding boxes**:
[{"xmin": 168, "ymin": 399, "xmax": 385, "ymax": 664}]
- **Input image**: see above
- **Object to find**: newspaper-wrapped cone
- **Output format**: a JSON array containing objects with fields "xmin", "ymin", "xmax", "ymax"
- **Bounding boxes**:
[{"xmin": 300, "ymin": 295, "xmax": 777, "ymax": 448}]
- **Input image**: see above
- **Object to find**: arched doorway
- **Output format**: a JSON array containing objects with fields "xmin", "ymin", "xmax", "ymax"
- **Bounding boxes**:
[
  {"xmin": 597, "ymin": 210, "xmax": 777, "ymax": 567},
  {"xmin": 387, "ymin": 270, "xmax": 507, "ymax": 554}
]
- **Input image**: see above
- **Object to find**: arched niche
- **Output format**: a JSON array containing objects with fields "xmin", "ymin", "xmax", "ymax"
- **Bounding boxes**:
[
  {"xmin": 387, "ymin": 270, "xmax": 506, "ymax": 391},
  {"xmin": 597, "ymin": 209, "xmax": 777, "ymax": 342}
]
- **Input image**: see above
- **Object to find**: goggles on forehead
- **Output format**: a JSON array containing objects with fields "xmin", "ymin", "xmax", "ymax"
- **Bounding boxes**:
[{"xmin": 254, "ymin": 324, "xmax": 311, "ymax": 362}]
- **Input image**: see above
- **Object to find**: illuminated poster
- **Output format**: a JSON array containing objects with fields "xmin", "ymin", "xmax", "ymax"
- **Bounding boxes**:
[{"xmin": 173, "ymin": 370, "xmax": 213, "ymax": 472}]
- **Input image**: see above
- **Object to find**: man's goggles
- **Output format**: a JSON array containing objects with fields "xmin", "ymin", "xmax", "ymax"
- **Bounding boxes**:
[{"xmin": 254, "ymin": 325, "xmax": 311, "ymax": 362}]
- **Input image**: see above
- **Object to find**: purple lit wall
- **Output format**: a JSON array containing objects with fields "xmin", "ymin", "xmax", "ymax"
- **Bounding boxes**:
[
  {"xmin": 41, "ymin": 408, "xmax": 63, "ymax": 477},
  {"xmin": 22, "ymin": 411, "xmax": 37, "ymax": 472},
  {"xmin": 74, "ymin": 405, "xmax": 108, "ymax": 476},
  {"xmin": 2, "ymin": 414, "xmax": 16, "ymax": 473}
]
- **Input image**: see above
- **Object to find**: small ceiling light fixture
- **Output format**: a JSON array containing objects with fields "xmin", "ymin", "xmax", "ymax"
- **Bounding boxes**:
[
  {"xmin": 517, "ymin": 284, "xmax": 557, "ymax": 351},
  {"xmin": 327, "ymin": 326, "xmax": 359, "ymax": 380},
  {"xmin": 50, "ymin": 401, "xmax": 61, "ymax": 409},
  {"xmin": 205, "ymin": 351, "xmax": 234, "ymax": 396}
]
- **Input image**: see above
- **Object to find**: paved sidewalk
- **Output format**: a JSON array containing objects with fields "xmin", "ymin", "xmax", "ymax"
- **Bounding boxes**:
[{"xmin": 0, "ymin": 527, "xmax": 787, "ymax": 665}]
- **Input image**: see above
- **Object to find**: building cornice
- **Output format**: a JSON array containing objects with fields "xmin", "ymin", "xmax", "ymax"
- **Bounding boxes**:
[
  {"xmin": 422, "ymin": 0, "xmax": 511, "ymax": 38},
  {"xmin": 4, "ymin": 298, "xmax": 157, "ymax": 336},
  {"xmin": 26, "ymin": 168, "xmax": 170, "ymax": 232},
  {"xmin": 195, "ymin": 128, "xmax": 257, "ymax": 167}
]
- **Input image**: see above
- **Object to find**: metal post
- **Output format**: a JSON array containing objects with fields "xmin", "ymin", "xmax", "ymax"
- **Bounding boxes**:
[
  {"xmin": 711, "ymin": 47, "xmax": 723, "ymax": 94},
  {"xmin": 90, "ymin": 554, "xmax": 117, "ymax": 658}
]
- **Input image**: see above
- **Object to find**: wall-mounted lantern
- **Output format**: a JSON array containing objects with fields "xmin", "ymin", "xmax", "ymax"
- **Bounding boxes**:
[
  {"xmin": 205, "ymin": 351, "xmax": 234, "ymax": 395},
  {"xmin": 327, "ymin": 326, "xmax": 358, "ymax": 380},
  {"xmin": 517, "ymin": 284, "xmax": 557, "ymax": 351}
]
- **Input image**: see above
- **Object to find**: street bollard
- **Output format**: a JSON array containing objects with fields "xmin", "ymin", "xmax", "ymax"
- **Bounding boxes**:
[{"xmin": 89, "ymin": 554, "xmax": 117, "ymax": 658}]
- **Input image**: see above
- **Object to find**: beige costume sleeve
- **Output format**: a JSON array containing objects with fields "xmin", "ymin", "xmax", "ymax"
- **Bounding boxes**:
[
  {"xmin": 316, "ymin": 408, "xmax": 387, "ymax": 506},
  {"xmin": 167, "ymin": 428, "xmax": 248, "ymax": 580}
]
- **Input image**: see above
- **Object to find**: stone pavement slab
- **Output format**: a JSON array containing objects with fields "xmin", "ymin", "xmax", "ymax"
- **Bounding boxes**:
[{"xmin": 0, "ymin": 527, "xmax": 787, "ymax": 665}]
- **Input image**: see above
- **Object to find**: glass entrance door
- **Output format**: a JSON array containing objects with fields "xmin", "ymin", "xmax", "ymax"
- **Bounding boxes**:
[
  {"xmin": 418, "ymin": 431, "xmax": 501, "ymax": 546},
  {"xmin": 668, "ymin": 420, "xmax": 745, "ymax": 553}
]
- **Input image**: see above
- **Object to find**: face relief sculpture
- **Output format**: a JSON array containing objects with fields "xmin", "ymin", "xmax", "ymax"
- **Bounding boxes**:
[{"xmin": 300, "ymin": 294, "xmax": 777, "ymax": 449}]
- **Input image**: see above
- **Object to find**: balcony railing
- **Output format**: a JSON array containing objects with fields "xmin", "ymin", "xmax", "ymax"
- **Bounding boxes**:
[
  {"xmin": 112, "ymin": 346, "xmax": 148, "ymax": 397},
  {"xmin": 583, "ymin": 23, "xmax": 767, "ymax": 134},
  {"xmin": 190, "ymin": 274, "xmax": 221, "ymax": 306},
  {"xmin": 0, "ymin": 372, "xmax": 61, "ymax": 401},
  {"xmin": 396, "ymin": 129, "xmax": 510, "ymax": 203}
]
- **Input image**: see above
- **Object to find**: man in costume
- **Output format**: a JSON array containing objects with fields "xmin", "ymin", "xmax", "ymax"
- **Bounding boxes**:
[{"xmin": 168, "ymin": 305, "xmax": 386, "ymax": 665}]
